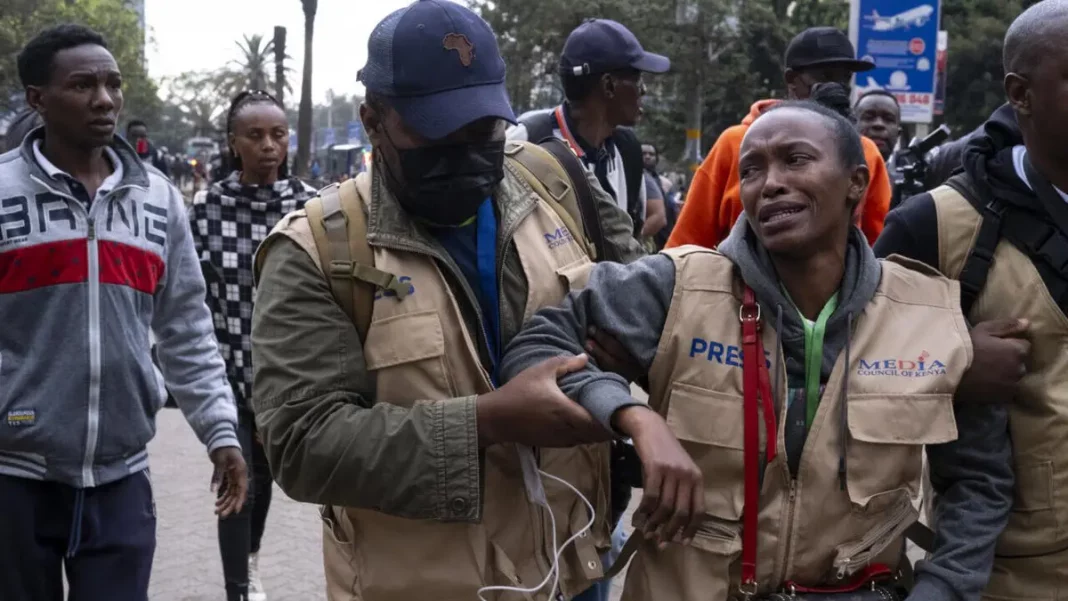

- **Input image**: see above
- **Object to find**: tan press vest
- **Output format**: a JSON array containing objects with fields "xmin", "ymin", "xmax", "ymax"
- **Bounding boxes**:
[
  {"xmin": 264, "ymin": 176, "xmax": 611, "ymax": 601},
  {"xmin": 620, "ymin": 247, "xmax": 968, "ymax": 601},
  {"xmin": 933, "ymin": 185, "xmax": 1068, "ymax": 599}
]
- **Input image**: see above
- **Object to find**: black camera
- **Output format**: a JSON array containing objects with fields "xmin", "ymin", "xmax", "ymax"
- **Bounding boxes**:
[{"xmin": 890, "ymin": 124, "xmax": 951, "ymax": 210}]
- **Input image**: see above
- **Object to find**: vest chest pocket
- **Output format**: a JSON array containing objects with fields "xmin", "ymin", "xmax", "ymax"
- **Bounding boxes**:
[
  {"xmin": 556, "ymin": 258, "xmax": 594, "ymax": 291},
  {"xmin": 363, "ymin": 310, "xmax": 454, "ymax": 403},
  {"xmin": 845, "ymin": 393, "xmax": 957, "ymax": 512},
  {"xmin": 664, "ymin": 383, "xmax": 745, "ymax": 521}
]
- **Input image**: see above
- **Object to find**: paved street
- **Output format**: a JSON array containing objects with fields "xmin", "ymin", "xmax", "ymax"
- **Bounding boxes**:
[
  {"xmin": 147, "ymin": 407, "xmax": 636, "ymax": 601},
  {"xmin": 148, "ymin": 409, "xmax": 325, "ymax": 601}
]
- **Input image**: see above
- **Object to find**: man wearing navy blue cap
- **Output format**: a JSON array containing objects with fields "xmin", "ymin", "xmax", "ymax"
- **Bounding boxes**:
[
  {"xmin": 251, "ymin": 2, "xmax": 698, "ymax": 601},
  {"xmin": 511, "ymin": 19, "xmax": 671, "ymax": 244}
]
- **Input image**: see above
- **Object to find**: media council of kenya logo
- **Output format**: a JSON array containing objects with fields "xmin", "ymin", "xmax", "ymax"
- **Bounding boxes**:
[
  {"xmin": 856, "ymin": 350, "xmax": 946, "ymax": 377},
  {"xmin": 544, "ymin": 227, "xmax": 574, "ymax": 249}
]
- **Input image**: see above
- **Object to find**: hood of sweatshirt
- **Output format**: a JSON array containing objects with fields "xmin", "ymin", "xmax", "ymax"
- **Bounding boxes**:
[
  {"xmin": 960, "ymin": 103, "xmax": 1032, "ymax": 209},
  {"xmin": 718, "ymin": 217, "xmax": 882, "ymax": 383},
  {"xmin": 741, "ymin": 99, "xmax": 782, "ymax": 126}
]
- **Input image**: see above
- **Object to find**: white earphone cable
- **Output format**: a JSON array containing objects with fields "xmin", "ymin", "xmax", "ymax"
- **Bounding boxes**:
[{"xmin": 476, "ymin": 466, "xmax": 596, "ymax": 601}]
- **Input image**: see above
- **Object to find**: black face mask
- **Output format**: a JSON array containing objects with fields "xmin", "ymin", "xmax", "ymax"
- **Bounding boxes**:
[{"xmin": 380, "ymin": 138, "xmax": 506, "ymax": 227}]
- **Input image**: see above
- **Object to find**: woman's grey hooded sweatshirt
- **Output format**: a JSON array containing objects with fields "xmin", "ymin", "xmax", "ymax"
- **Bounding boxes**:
[{"xmin": 500, "ymin": 221, "xmax": 1013, "ymax": 601}]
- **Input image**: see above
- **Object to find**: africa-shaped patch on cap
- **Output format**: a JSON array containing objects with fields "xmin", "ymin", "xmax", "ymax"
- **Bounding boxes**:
[{"xmin": 443, "ymin": 33, "xmax": 475, "ymax": 67}]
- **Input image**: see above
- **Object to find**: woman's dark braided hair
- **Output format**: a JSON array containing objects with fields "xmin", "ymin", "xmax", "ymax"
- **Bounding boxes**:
[{"xmin": 224, "ymin": 89, "xmax": 290, "ymax": 180}]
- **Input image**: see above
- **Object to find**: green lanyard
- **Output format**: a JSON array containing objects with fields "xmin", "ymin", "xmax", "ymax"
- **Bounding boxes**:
[{"xmin": 784, "ymin": 288, "xmax": 838, "ymax": 429}]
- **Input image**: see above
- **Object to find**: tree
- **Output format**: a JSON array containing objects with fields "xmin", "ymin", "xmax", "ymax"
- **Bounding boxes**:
[
  {"xmin": 154, "ymin": 70, "xmax": 230, "ymax": 151},
  {"xmin": 273, "ymin": 26, "xmax": 288, "ymax": 106},
  {"xmin": 471, "ymin": 0, "xmax": 848, "ymax": 166},
  {"xmin": 0, "ymin": 0, "xmax": 160, "ymax": 123},
  {"xmin": 938, "ymin": 0, "xmax": 1040, "ymax": 134},
  {"xmin": 215, "ymin": 34, "xmax": 293, "ymax": 100},
  {"xmin": 295, "ymin": 0, "xmax": 317, "ymax": 177}
]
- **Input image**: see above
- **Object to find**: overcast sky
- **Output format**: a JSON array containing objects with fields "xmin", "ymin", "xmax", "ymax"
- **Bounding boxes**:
[{"xmin": 145, "ymin": 0, "xmax": 413, "ymax": 103}]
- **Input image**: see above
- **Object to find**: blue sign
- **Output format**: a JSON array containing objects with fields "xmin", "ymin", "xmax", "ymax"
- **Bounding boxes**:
[
  {"xmin": 850, "ymin": 0, "xmax": 941, "ymax": 123},
  {"xmin": 318, "ymin": 127, "xmax": 336, "ymax": 149},
  {"xmin": 346, "ymin": 121, "xmax": 365, "ymax": 145}
]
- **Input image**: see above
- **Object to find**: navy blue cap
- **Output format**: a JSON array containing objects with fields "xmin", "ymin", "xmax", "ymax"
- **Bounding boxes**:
[
  {"xmin": 358, "ymin": 0, "xmax": 516, "ymax": 140},
  {"xmin": 559, "ymin": 19, "xmax": 671, "ymax": 76}
]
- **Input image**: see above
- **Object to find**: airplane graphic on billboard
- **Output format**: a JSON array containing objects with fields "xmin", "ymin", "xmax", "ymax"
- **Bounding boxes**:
[{"xmin": 865, "ymin": 4, "xmax": 935, "ymax": 31}]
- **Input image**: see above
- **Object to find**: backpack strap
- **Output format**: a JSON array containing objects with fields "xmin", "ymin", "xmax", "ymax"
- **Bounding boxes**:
[
  {"xmin": 305, "ymin": 177, "xmax": 410, "ymax": 342},
  {"xmin": 947, "ymin": 168, "xmax": 1068, "ymax": 316},
  {"xmin": 517, "ymin": 109, "xmax": 556, "ymax": 146},
  {"xmin": 505, "ymin": 139, "xmax": 606, "ymax": 262},
  {"xmin": 945, "ymin": 173, "xmax": 1005, "ymax": 316},
  {"xmin": 614, "ymin": 127, "xmax": 646, "ymax": 236}
]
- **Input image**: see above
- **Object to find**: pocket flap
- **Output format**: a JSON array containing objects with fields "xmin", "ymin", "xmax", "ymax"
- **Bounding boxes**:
[
  {"xmin": 689, "ymin": 520, "xmax": 742, "ymax": 555},
  {"xmin": 666, "ymin": 383, "xmax": 744, "ymax": 450},
  {"xmin": 556, "ymin": 258, "xmax": 594, "ymax": 291},
  {"xmin": 847, "ymin": 394, "xmax": 957, "ymax": 445},
  {"xmin": 364, "ymin": 310, "xmax": 446, "ymax": 370}
]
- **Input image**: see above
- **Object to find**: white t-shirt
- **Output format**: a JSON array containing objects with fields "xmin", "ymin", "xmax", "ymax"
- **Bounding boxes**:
[
  {"xmin": 507, "ymin": 115, "xmax": 647, "ymax": 220},
  {"xmin": 1012, "ymin": 145, "xmax": 1068, "ymax": 203}
]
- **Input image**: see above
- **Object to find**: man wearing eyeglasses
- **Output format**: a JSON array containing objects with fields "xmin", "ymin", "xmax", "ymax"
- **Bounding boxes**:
[{"xmin": 509, "ymin": 19, "xmax": 670, "ymax": 245}]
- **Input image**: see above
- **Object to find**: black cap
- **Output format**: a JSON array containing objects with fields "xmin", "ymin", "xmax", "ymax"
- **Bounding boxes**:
[{"xmin": 784, "ymin": 27, "xmax": 874, "ymax": 72}]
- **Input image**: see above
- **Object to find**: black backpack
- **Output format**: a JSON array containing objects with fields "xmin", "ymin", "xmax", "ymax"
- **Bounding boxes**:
[
  {"xmin": 520, "ymin": 109, "xmax": 645, "ymax": 237},
  {"xmin": 951, "ymin": 158, "xmax": 1068, "ymax": 316}
]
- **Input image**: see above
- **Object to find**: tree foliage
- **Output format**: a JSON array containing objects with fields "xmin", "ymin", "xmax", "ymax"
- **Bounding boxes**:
[
  {"xmin": 0, "ymin": 0, "xmax": 159, "ymax": 125},
  {"xmin": 471, "ymin": 0, "xmax": 849, "ymax": 165},
  {"xmin": 939, "ymin": 0, "xmax": 1041, "ymax": 135},
  {"xmin": 214, "ymin": 34, "xmax": 294, "ymax": 100},
  {"xmin": 474, "ymin": 0, "xmax": 1037, "ymax": 166},
  {"xmin": 152, "ymin": 70, "xmax": 231, "ymax": 151}
]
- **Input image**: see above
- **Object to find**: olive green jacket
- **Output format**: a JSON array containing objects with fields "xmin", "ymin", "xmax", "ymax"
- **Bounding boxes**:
[{"xmin": 251, "ymin": 164, "xmax": 644, "ymax": 522}]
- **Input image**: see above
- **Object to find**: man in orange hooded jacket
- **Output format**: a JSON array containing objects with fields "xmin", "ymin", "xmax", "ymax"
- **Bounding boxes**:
[{"xmin": 668, "ymin": 27, "xmax": 892, "ymax": 248}]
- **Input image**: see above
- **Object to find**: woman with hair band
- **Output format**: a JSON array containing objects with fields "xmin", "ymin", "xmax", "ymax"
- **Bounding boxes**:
[{"xmin": 189, "ymin": 90, "xmax": 316, "ymax": 601}]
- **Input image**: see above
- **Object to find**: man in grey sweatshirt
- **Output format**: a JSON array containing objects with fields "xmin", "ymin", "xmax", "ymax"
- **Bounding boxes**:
[
  {"xmin": 500, "ymin": 218, "xmax": 1014, "ymax": 601},
  {"xmin": 0, "ymin": 25, "xmax": 246, "ymax": 601}
]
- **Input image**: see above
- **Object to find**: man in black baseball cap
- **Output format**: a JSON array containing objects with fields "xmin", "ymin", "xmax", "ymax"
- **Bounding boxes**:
[
  {"xmin": 783, "ymin": 26, "xmax": 874, "ymax": 100},
  {"xmin": 511, "ymin": 19, "xmax": 671, "ymax": 246},
  {"xmin": 669, "ymin": 25, "xmax": 892, "ymax": 250}
]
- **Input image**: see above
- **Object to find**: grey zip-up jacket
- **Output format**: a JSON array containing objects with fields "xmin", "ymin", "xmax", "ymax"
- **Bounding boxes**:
[
  {"xmin": 0, "ymin": 128, "xmax": 239, "ymax": 488},
  {"xmin": 500, "ymin": 229, "xmax": 1013, "ymax": 601}
]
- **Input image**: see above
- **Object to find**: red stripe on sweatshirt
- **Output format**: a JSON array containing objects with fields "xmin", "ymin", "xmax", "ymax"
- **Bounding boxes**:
[
  {"xmin": 0, "ymin": 239, "xmax": 88, "ymax": 293},
  {"xmin": 98, "ymin": 241, "xmax": 165, "ymax": 295},
  {"xmin": 0, "ymin": 239, "xmax": 164, "ymax": 294}
]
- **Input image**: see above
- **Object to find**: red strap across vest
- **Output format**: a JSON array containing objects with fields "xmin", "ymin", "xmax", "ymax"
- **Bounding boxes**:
[
  {"xmin": 553, "ymin": 106, "xmax": 585, "ymax": 158},
  {"xmin": 740, "ymin": 287, "xmax": 777, "ymax": 590},
  {"xmin": 741, "ymin": 288, "xmax": 890, "ymax": 592}
]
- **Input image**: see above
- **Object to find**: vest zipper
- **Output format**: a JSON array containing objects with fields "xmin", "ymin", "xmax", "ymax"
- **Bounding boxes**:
[
  {"xmin": 495, "ymin": 206, "xmax": 560, "ymax": 584},
  {"xmin": 773, "ymin": 480, "xmax": 798, "ymax": 588},
  {"xmin": 772, "ymin": 355, "xmax": 847, "ymax": 587},
  {"xmin": 831, "ymin": 497, "xmax": 916, "ymax": 580}
]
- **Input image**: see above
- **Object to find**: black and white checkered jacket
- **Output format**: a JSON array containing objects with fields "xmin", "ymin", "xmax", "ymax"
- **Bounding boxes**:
[{"xmin": 189, "ymin": 172, "xmax": 316, "ymax": 405}]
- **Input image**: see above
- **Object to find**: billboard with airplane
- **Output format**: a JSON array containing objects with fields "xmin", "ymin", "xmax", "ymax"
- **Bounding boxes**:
[
  {"xmin": 867, "ymin": 5, "xmax": 935, "ymax": 31},
  {"xmin": 850, "ymin": 0, "xmax": 942, "ymax": 123}
]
